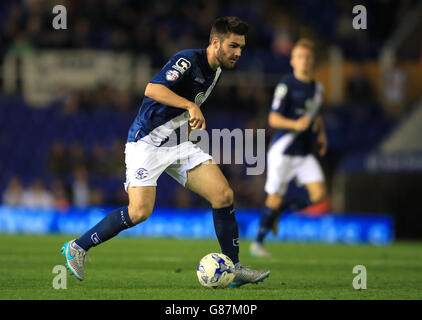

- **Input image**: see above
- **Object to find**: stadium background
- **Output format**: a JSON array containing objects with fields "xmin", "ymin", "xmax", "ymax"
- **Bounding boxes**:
[{"xmin": 0, "ymin": 0, "xmax": 421, "ymax": 243}]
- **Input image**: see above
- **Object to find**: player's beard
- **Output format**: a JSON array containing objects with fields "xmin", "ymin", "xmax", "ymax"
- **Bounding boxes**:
[{"xmin": 216, "ymin": 47, "xmax": 238, "ymax": 69}]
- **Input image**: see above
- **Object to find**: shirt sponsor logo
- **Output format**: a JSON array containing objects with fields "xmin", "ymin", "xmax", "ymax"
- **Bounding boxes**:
[{"xmin": 172, "ymin": 58, "xmax": 191, "ymax": 74}]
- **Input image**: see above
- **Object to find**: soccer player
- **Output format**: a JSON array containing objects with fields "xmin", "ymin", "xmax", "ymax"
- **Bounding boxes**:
[
  {"xmin": 250, "ymin": 39, "xmax": 328, "ymax": 257},
  {"xmin": 61, "ymin": 16, "xmax": 270, "ymax": 287}
]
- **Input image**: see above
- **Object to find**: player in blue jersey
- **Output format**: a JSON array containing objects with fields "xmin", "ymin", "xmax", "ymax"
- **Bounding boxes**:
[
  {"xmin": 61, "ymin": 16, "xmax": 270, "ymax": 287},
  {"xmin": 250, "ymin": 39, "xmax": 328, "ymax": 257}
]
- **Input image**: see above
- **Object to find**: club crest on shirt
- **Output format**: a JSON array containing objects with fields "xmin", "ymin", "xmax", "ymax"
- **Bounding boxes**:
[
  {"xmin": 194, "ymin": 92, "xmax": 205, "ymax": 106},
  {"xmin": 166, "ymin": 69, "xmax": 180, "ymax": 82}
]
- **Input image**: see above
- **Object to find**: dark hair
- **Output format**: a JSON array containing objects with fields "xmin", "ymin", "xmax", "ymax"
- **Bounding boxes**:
[{"xmin": 209, "ymin": 16, "xmax": 249, "ymax": 43}]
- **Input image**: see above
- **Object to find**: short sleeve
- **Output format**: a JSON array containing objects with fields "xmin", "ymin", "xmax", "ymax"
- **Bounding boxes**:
[
  {"xmin": 271, "ymin": 82, "xmax": 289, "ymax": 114},
  {"xmin": 149, "ymin": 53, "xmax": 193, "ymax": 88}
]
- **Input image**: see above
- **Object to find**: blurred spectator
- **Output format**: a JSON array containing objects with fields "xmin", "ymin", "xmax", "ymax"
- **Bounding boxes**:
[
  {"xmin": 112, "ymin": 90, "xmax": 133, "ymax": 114},
  {"xmin": 47, "ymin": 140, "xmax": 70, "ymax": 177},
  {"xmin": 108, "ymin": 138, "xmax": 125, "ymax": 177},
  {"xmin": 22, "ymin": 179, "xmax": 54, "ymax": 208},
  {"xmin": 90, "ymin": 188, "xmax": 104, "ymax": 206},
  {"xmin": 383, "ymin": 63, "xmax": 407, "ymax": 115},
  {"xmin": 61, "ymin": 94, "xmax": 80, "ymax": 115},
  {"xmin": 69, "ymin": 141, "xmax": 86, "ymax": 172},
  {"xmin": 335, "ymin": 2, "xmax": 355, "ymax": 43},
  {"xmin": 346, "ymin": 65, "xmax": 373, "ymax": 104},
  {"xmin": 271, "ymin": 14, "xmax": 294, "ymax": 57},
  {"xmin": 173, "ymin": 186, "xmax": 193, "ymax": 208},
  {"xmin": 1, "ymin": 0, "xmax": 417, "ymax": 210},
  {"xmin": 88, "ymin": 142, "xmax": 109, "ymax": 177},
  {"xmin": 112, "ymin": 189, "xmax": 128, "ymax": 206},
  {"xmin": 2, "ymin": 177, "xmax": 24, "ymax": 206},
  {"xmin": 72, "ymin": 166, "xmax": 90, "ymax": 207},
  {"xmin": 51, "ymin": 179, "xmax": 70, "ymax": 212}
]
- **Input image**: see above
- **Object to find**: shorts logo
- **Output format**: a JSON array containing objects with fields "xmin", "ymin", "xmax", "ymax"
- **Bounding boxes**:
[
  {"xmin": 172, "ymin": 58, "xmax": 191, "ymax": 74},
  {"xmin": 135, "ymin": 168, "xmax": 149, "ymax": 180},
  {"xmin": 233, "ymin": 238, "xmax": 239, "ymax": 247},
  {"xmin": 166, "ymin": 69, "xmax": 180, "ymax": 82},
  {"xmin": 91, "ymin": 232, "xmax": 101, "ymax": 245}
]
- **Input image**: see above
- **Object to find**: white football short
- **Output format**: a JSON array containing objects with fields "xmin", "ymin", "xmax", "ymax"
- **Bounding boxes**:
[
  {"xmin": 264, "ymin": 150, "xmax": 325, "ymax": 196},
  {"xmin": 124, "ymin": 140, "xmax": 213, "ymax": 191}
]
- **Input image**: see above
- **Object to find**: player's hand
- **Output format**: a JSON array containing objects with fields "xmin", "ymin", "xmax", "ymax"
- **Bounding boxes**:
[
  {"xmin": 318, "ymin": 133, "xmax": 328, "ymax": 156},
  {"xmin": 187, "ymin": 102, "xmax": 206, "ymax": 130},
  {"xmin": 295, "ymin": 116, "xmax": 311, "ymax": 131}
]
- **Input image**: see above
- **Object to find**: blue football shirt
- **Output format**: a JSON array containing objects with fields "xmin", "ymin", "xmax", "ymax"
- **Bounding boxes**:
[
  {"xmin": 269, "ymin": 74, "xmax": 324, "ymax": 156},
  {"xmin": 127, "ymin": 49, "xmax": 222, "ymax": 146}
]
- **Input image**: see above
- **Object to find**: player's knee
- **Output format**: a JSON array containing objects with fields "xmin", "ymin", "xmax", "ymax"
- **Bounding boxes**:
[
  {"xmin": 211, "ymin": 186, "xmax": 234, "ymax": 208},
  {"xmin": 309, "ymin": 188, "xmax": 327, "ymax": 204},
  {"xmin": 128, "ymin": 204, "xmax": 153, "ymax": 224},
  {"xmin": 265, "ymin": 194, "xmax": 283, "ymax": 211}
]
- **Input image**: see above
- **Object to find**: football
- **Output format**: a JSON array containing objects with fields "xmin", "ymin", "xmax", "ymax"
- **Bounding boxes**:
[{"xmin": 196, "ymin": 253, "xmax": 235, "ymax": 288}]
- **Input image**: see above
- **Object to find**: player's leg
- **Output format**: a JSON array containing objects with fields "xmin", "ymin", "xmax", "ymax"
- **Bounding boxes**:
[
  {"xmin": 250, "ymin": 154, "xmax": 293, "ymax": 257},
  {"xmin": 72, "ymin": 186, "xmax": 155, "ymax": 251},
  {"xmin": 296, "ymin": 154, "xmax": 326, "ymax": 207},
  {"xmin": 62, "ymin": 186, "xmax": 156, "ymax": 280},
  {"xmin": 250, "ymin": 193, "xmax": 284, "ymax": 257},
  {"xmin": 165, "ymin": 144, "xmax": 237, "ymax": 261},
  {"xmin": 62, "ymin": 141, "xmax": 163, "ymax": 280},
  {"xmin": 184, "ymin": 160, "xmax": 270, "ymax": 287},
  {"xmin": 304, "ymin": 181, "xmax": 327, "ymax": 204},
  {"xmin": 164, "ymin": 142, "xmax": 269, "ymax": 287},
  {"xmin": 250, "ymin": 194, "xmax": 283, "ymax": 257},
  {"xmin": 184, "ymin": 160, "xmax": 238, "ymax": 263}
]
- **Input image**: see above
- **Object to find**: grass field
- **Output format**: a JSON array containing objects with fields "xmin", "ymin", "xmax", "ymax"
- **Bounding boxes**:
[{"xmin": 0, "ymin": 234, "xmax": 421, "ymax": 300}]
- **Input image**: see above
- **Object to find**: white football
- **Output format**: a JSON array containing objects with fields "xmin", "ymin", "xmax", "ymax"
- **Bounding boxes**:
[{"xmin": 196, "ymin": 253, "xmax": 235, "ymax": 288}]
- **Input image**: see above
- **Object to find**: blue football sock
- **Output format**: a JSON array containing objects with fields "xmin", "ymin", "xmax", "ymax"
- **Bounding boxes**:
[
  {"xmin": 255, "ymin": 192, "xmax": 313, "ymax": 244},
  {"xmin": 256, "ymin": 206, "xmax": 278, "ymax": 244},
  {"xmin": 75, "ymin": 206, "xmax": 134, "ymax": 251},
  {"xmin": 212, "ymin": 204, "xmax": 239, "ymax": 265}
]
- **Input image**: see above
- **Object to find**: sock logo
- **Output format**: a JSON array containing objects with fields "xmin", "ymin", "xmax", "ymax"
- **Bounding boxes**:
[
  {"xmin": 233, "ymin": 238, "xmax": 239, "ymax": 246},
  {"xmin": 91, "ymin": 232, "xmax": 102, "ymax": 245},
  {"xmin": 120, "ymin": 210, "xmax": 130, "ymax": 228}
]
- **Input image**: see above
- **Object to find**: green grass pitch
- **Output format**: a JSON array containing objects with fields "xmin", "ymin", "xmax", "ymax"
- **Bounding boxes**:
[{"xmin": 0, "ymin": 234, "xmax": 421, "ymax": 300}]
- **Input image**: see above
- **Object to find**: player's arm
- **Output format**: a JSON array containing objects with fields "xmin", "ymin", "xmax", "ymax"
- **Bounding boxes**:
[
  {"xmin": 146, "ymin": 53, "xmax": 205, "ymax": 130},
  {"xmin": 312, "ymin": 115, "xmax": 328, "ymax": 156},
  {"xmin": 268, "ymin": 112, "xmax": 310, "ymax": 131},
  {"xmin": 144, "ymin": 83, "xmax": 205, "ymax": 130},
  {"xmin": 269, "ymin": 82, "xmax": 310, "ymax": 132}
]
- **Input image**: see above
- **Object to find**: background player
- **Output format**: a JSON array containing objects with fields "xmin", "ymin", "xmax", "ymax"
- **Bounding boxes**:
[
  {"xmin": 250, "ymin": 38, "xmax": 328, "ymax": 257},
  {"xmin": 61, "ymin": 16, "xmax": 270, "ymax": 287}
]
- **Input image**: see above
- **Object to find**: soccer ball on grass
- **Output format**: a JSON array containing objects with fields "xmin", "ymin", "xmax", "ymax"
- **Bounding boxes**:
[{"xmin": 196, "ymin": 253, "xmax": 235, "ymax": 288}]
